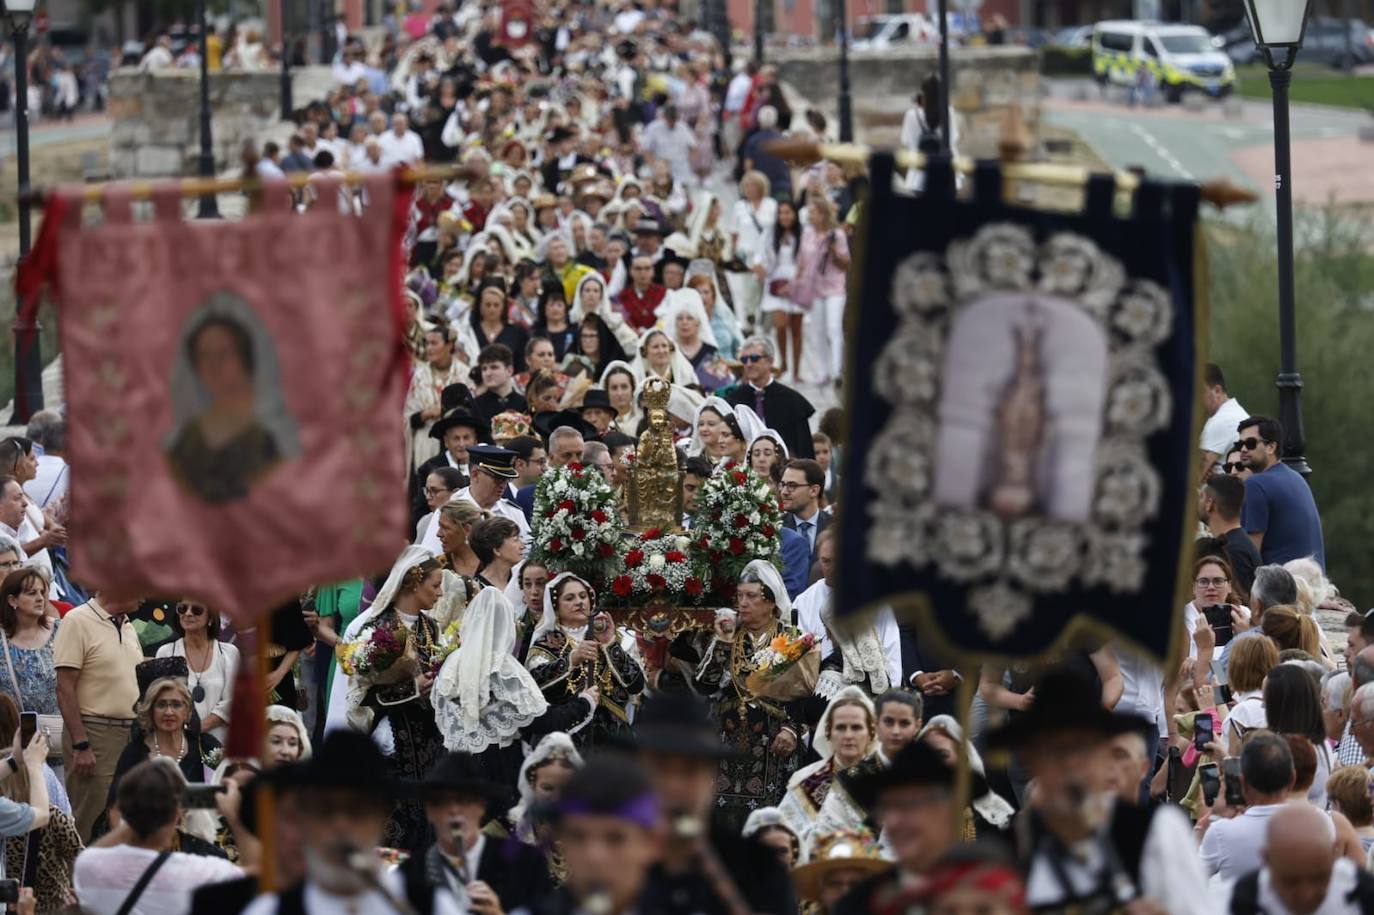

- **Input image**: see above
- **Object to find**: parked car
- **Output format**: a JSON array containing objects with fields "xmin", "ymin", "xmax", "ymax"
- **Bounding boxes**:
[
  {"xmin": 1050, "ymin": 25, "xmax": 1093, "ymax": 48},
  {"xmin": 852, "ymin": 13, "xmax": 937, "ymax": 49},
  {"xmin": 1220, "ymin": 17, "xmax": 1374, "ymax": 67}
]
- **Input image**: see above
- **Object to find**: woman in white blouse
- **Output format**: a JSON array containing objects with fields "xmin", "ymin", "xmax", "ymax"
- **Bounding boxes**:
[
  {"xmin": 730, "ymin": 171, "xmax": 777, "ymax": 331},
  {"xmin": 155, "ymin": 602, "xmax": 240, "ymax": 743}
]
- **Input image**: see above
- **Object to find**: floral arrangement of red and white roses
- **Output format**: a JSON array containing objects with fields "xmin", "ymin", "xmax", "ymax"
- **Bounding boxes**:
[
  {"xmin": 608, "ymin": 528, "xmax": 708, "ymax": 603},
  {"xmin": 688, "ymin": 460, "xmax": 783, "ymax": 598},
  {"xmin": 530, "ymin": 462, "xmax": 621, "ymax": 584}
]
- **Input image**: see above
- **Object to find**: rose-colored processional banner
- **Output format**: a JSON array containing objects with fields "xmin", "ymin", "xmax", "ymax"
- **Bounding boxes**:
[{"xmin": 16, "ymin": 175, "xmax": 415, "ymax": 624}]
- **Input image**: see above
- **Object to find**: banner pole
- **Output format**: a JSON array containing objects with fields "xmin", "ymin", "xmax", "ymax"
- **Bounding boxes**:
[
  {"xmin": 256, "ymin": 627, "xmax": 276, "ymax": 893},
  {"xmin": 950, "ymin": 665, "xmax": 977, "ymax": 843}
]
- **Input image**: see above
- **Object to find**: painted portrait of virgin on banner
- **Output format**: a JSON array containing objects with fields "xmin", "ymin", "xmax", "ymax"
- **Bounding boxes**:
[
  {"xmin": 837, "ymin": 157, "xmax": 1202, "ymax": 664},
  {"xmin": 28, "ymin": 175, "xmax": 414, "ymax": 622}
]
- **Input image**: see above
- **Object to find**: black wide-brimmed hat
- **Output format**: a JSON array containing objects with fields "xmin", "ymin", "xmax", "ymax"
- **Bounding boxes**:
[
  {"xmin": 614, "ymin": 693, "xmax": 739, "ymax": 759},
  {"xmin": 533, "ymin": 408, "xmax": 599, "ymax": 442},
  {"xmin": 284, "ymin": 730, "xmax": 405, "ymax": 797},
  {"xmin": 431, "ymin": 405, "xmax": 491, "ymax": 444},
  {"xmin": 841, "ymin": 740, "xmax": 954, "ymax": 813},
  {"xmin": 983, "ymin": 668, "xmax": 1150, "ymax": 751},
  {"xmin": 578, "ymin": 389, "xmax": 615, "ymax": 415},
  {"xmin": 419, "ymin": 752, "xmax": 508, "ymax": 802}
]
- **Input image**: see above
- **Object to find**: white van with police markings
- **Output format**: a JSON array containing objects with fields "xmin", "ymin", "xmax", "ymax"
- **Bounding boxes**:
[{"xmin": 1092, "ymin": 21, "xmax": 1235, "ymax": 102}]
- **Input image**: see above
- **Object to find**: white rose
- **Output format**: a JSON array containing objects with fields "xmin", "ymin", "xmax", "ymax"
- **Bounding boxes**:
[
  {"xmin": 573, "ymin": 543, "xmax": 585, "ymax": 556},
  {"xmin": 749, "ymin": 512, "xmax": 760, "ymax": 525},
  {"xmin": 675, "ymin": 536, "xmax": 690, "ymax": 552},
  {"xmin": 649, "ymin": 554, "xmax": 665, "ymax": 571}
]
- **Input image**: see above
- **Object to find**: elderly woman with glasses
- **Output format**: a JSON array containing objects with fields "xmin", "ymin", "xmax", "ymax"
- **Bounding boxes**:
[{"xmin": 155, "ymin": 602, "xmax": 239, "ymax": 743}]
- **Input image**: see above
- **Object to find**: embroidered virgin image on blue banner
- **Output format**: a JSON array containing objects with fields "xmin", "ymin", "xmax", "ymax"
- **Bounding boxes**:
[{"xmin": 836, "ymin": 155, "xmax": 1202, "ymax": 663}]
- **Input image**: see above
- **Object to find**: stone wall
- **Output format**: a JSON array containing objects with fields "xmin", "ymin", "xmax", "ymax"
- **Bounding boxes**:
[
  {"xmin": 771, "ymin": 46, "xmax": 1041, "ymax": 158},
  {"xmin": 107, "ymin": 66, "xmax": 333, "ymax": 180}
]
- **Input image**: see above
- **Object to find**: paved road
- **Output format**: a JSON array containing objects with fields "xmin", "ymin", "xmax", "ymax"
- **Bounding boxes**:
[
  {"xmin": 0, "ymin": 114, "xmax": 111, "ymax": 155},
  {"xmin": 1042, "ymin": 79, "xmax": 1372, "ymax": 216}
]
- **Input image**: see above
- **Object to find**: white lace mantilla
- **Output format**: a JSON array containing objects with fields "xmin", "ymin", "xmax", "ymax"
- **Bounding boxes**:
[
  {"xmin": 867, "ymin": 224, "xmax": 1173, "ymax": 640},
  {"xmin": 433, "ymin": 669, "xmax": 548, "ymax": 754}
]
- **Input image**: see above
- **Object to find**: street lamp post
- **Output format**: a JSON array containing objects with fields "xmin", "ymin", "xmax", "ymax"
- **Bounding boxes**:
[
  {"xmin": 280, "ymin": 30, "xmax": 293, "ymax": 121},
  {"xmin": 1242, "ymin": 0, "xmax": 1312, "ymax": 476},
  {"xmin": 195, "ymin": 0, "xmax": 220, "ymax": 218},
  {"xmin": 6, "ymin": 0, "xmax": 42, "ymax": 424},
  {"xmin": 837, "ymin": 0, "xmax": 852, "ymax": 141},
  {"xmin": 754, "ymin": 0, "xmax": 764, "ymax": 64}
]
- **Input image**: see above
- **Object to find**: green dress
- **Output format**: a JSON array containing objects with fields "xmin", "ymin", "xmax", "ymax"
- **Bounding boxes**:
[{"xmin": 316, "ymin": 580, "xmax": 363, "ymax": 704}]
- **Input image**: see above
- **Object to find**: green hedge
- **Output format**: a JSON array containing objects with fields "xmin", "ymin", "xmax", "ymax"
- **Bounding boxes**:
[{"xmin": 1040, "ymin": 47, "xmax": 1094, "ymax": 76}]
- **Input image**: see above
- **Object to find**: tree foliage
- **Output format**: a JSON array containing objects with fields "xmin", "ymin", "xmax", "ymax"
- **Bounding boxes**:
[{"xmin": 1205, "ymin": 210, "xmax": 1374, "ymax": 606}]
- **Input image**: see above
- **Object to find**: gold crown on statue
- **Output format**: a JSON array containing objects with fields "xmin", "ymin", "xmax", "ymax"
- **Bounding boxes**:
[{"xmin": 642, "ymin": 375, "xmax": 671, "ymax": 410}]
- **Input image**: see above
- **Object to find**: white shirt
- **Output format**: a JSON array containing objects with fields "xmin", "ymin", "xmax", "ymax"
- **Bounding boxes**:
[
  {"xmin": 1225, "ymin": 690, "xmax": 1267, "ymax": 745},
  {"xmin": 1201, "ymin": 397, "xmax": 1249, "ymax": 459},
  {"xmin": 138, "ymin": 46, "xmax": 174, "ymax": 72},
  {"xmin": 1025, "ymin": 804, "xmax": 1210, "ymax": 914},
  {"xmin": 156, "ymin": 638, "xmax": 240, "ymax": 743},
  {"xmin": 724, "ymin": 73, "xmax": 753, "ymax": 113},
  {"xmin": 24, "ymin": 454, "xmax": 68, "ymax": 509},
  {"xmin": 1238, "ymin": 857, "xmax": 1362, "ymax": 915},
  {"xmin": 75, "ymin": 845, "xmax": 243, "ymax": 915},
  {"xmin": 793, "ymin": 582, "xmax": 902, "ymax": 689},
  {"xmin": 731, "ymin": 198, "xmax": 777, "ymax": 262},
  {"xmin": 378, "ymin": 129, "xmax": 425, "ymax": 168},
  {"xmin": 244, "ymin": 878, "xmax": 464, "ymax": 915},
  {"xmin": 332, "ymin": 59, "xmax": 370, "ymax": 86},
  {"xmin": 1113, "ymin": 647, "xmax": 1165, "ymax": 732},
  {"xmin": 1200, "ymin": 803, "xmax": 1330, "ymax": 879},
  {"xmin": 418, "ymin": 488, "xmax": 530, "ymax": 557},
  {"xmin": 255, "ymin": 158, "xmax": 285, "ymax": 180}
]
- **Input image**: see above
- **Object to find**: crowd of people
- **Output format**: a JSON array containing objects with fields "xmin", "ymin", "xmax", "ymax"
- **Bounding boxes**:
[{"xmin": 0, "ymin": 1, "xmax": 1358, "ymax": 913}]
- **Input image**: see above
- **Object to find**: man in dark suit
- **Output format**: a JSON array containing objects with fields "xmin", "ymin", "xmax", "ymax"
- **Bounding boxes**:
[
  {"xmin": 399, "ymin": 752, "xmax": 553, "ymax": 913},
  {"xmin": 781, "ymin": 458, "xmax": 830, "ymax": 563},
  {"xmin": 725, "ymin": 337, "xmax": 815, "ymax": 459}
]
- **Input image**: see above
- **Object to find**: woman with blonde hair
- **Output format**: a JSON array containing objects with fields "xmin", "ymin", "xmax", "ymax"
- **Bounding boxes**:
[
  {"xmin": 731, "ymin": 171, "xmax": 777, "ymax": 331},
  {"xmin": 1260, "ymin": 605, "xmax": 1326, "ymax": 665},
  {"xmin": 264, "ymin": 705, "xmax": 312, "ymax": 768},
  {"xmin": 778, "ymin": 686, "xmax": 876, "ymax": 842},
  {"xmin": 1224, "ymin": 635, "xmax": 1280, "ymax": 753}
]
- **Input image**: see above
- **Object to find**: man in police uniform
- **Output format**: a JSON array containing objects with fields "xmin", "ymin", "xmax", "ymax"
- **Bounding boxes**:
[{"xmin": 421, "ymin": 445, "xmax": 530, "ymax": 555}]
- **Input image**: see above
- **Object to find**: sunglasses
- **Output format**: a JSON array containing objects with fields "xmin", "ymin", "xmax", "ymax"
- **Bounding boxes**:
[
  {"xmin": 1236, "ymin": 437, "xmax": 1269, "ymax": 452},
  {"xmin": 1221, "ymin": 462, "xmax": 1244, "ymax": 474},
  {"xmin": 740, "ymin": 354, "xmax": 766, "ymax": 364},
  {"xmin": 176, "ymin": 603, "xmax": 206, "ymax": 617}
]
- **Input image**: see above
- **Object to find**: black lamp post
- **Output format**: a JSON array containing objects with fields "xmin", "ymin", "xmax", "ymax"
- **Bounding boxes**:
[
  {"xmin": 195, "ymin": 0, "xmax": 220, "ymax": 218},
  {"xmin": 6, "ymin": 0, "xmax": 42, "ymax": 424},
  {"xmin": 837, "ymin": 0, "xmax": 852, "ymax": 141},
  {"xmin": 280, "ymin": 30, "xmax": 293, "ymax": 121},
  {"xmin": 1242, "ymin": 0, "xmax": 1312, "ymax": 476},
  {"xmin": 753, "ymin": 0, "xmax": 764, "ymax": 64}
]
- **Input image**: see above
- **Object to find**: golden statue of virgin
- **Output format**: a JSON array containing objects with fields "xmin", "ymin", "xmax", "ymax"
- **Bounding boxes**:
[{"xmin": 627, "ymin": 376, "xmax": 682, "ymax": 532}]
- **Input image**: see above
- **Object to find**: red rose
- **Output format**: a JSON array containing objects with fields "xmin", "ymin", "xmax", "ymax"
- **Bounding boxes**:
[
  {"xmin": 559, "ymin": 499, "xmax": 576, "ymax": 512},
  {"xmin": 728, "ymin": 538, "xmax": 745, "ymax": 556},
  {"xmin": 571, "ymin": 527, "xmax": 586, "ymax": 541},
  {"xmin": 612, "ymin": 575, "xmax": 634, "ymax": 597},
  {"xmin": 640, "ymin": 527, "xmax": 662, "ymax": 541},
  {"xmin": 698, "ymin": 537, "xmax": 710, "ymax": 550},
  {"xmin": 544, "ymin": 508, "xmax": 558, "ymax": 519},
  {"xmin": 598, "ymin": 542, "xmax": 615, "ymax": 558},
  {"xmin": 710, "ymin": 550, "xmax": 723, "ymax": 563},
  {"xmin": 626, "ymin": 549, "xmax": 645, "ymax": 568},
  {"xmin": 568, "ymin": 462, "xmax": 584, "ymax": 472},
  {"xmin": 685, "ymin": 577, "xmax": 704, "ymax": 596},
  {"xmin": 550, "ymin": 537, "xmax": 564, "ymax": 552},
  {"xmin": 647, "ymin": 574, "xmax": 667, "ymax": 591},
  {"xmin": 762, "ymin": 524, "xmax": 776, "ymax": 538},
  {"xmin": 733, "ymin": 513, "xmax": 748, "ymax": 529},
  {"xmin": 723, "ymin": 460, "xmax": 738, "ymax": 470},
  {"xmin": 591, "ymin": 509, "xmax": 609, "ymax": 524},
  {"xmin": 665, "ymin": 550, "xmax": 686, "ymax": 564},
  {"xmin": 732, "ymin": 471, "xmax": 747, "ymax": 485}
]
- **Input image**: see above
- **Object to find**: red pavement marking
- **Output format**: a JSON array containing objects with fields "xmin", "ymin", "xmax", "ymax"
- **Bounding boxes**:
[{"xmin": 1231, "ymin": 135, "xmax": 1374, "ymax": 205}]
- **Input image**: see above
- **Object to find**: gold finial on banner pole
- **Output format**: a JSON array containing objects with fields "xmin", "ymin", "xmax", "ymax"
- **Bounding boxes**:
[{"xmin": 759, "ymin": 138, "xmax": 1257, "ymax": 210}]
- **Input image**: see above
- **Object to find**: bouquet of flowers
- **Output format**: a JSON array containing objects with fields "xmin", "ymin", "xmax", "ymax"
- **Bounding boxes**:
[
  {"xmin": 530, "ymin": 462, "xmax": 625, "ymax": 584},
  {"xmin": 745, "ymin": 632, "xmax": 821, "ymax": 701},
  {"xmin": 338, "ymin": 622, "xmax": 416, "ymax": 684},
  {"xmin": 426, "ymin": 618, "xmax": 463, "ymax": 678},
  {"xmin": 607, "ymin": 528, "xmax": 709, "ymax": 605},
  {"xmin": 689, "ymin": 461, "xmax": 783, "ymax": 597}
]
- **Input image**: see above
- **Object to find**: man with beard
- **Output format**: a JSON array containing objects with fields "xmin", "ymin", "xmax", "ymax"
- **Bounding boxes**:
[{"xmin": 1236, "ymin": 415, "xmax": 1325, "ymax": 568}]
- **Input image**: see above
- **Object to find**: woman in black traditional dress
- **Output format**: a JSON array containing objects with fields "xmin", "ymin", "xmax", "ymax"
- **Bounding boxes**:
[
  {"xmin": 433, "ymin": 588, "xmax": 593, "ymax": 815},
  {"xmin": 670, "ymin": 559, "xmax": 806, "ymax": 834},
  {"xmin": 344, "ymin": 546, "xmax": 447, "ymax": 850},
  {"xmin": 525, "ymin": 573, "xmax": 646, "ymax": 750}
]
